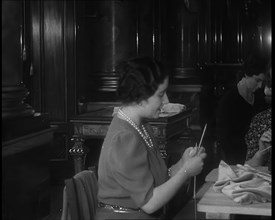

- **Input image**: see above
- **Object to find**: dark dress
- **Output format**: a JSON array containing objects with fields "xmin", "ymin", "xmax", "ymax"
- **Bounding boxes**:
[
  {"xmin": 96, "ymin": 115, "xmax": 168, "ymax": 220},
  {"xmin": 216, "ymin": 86, "xmax": 266, "ymax": 165}
]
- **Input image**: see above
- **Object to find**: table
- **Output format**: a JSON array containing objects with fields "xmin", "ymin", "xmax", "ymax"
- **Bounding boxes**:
[{"xmin": 197, "ymin": 166, "xmax": 271, "ymax": 219}]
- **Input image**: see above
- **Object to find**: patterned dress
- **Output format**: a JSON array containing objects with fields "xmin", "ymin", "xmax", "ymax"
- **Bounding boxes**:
[{"xmin": 245, "ymin": 108, "xmax": 271, "ymax": 164}]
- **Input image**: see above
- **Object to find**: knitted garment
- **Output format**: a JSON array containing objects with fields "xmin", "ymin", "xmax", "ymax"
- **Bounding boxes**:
[{"xmin": 213, "ymin": 160, "xmax": 271, "ymax": 204}]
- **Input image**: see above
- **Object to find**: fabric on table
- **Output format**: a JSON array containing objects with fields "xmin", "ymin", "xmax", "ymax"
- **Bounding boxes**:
[
  {"xmin": 160, "ymin": 103, "xmax": 186, "ymax": 113},
  {"xmin": 213, "ymin": 160, "xmax": 271, "ymax": 204}
]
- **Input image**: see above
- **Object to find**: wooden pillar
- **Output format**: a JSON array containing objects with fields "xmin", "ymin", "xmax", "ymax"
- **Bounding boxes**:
[{"xmin": 2, "ymin": 0, "xmax": 34, "ymax": 120}]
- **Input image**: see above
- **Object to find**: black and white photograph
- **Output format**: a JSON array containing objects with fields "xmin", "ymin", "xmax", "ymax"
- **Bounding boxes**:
[{"xmin": 2, "ymin": 0, "xmax": 271, "ymax": 219}]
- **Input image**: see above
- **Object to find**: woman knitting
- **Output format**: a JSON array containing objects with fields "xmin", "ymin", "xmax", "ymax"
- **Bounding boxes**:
[{"xmin": 96, "ymin": 56, "xmax": 207, "ymax": 220}]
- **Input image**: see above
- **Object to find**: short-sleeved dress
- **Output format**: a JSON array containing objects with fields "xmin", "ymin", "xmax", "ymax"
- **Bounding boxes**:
[{"xmin": 96, "ymin": 114, "xmax": 168, "ymax": 220}]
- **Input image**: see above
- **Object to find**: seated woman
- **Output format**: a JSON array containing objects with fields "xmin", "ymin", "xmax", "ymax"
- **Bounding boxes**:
[
  {"xmin": 96, "ymin": 56, "xmax": 207, "ymax": 220},
  {"xmin": 216, "ymin": 50, "xmax": 269, "ymax": 165},
  {"xmin": 245, "ymin": 67, "xmax": 271, "ymax": 167}
]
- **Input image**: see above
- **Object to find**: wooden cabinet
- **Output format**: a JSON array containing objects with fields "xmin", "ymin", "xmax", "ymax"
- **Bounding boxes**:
[
  {"xmin": 2, "ymin": 128, "xmax": 55, "ymax": 220},
  {"xmin": 69, "ymin": 104, "xmax": 193, "ymax": 173}
]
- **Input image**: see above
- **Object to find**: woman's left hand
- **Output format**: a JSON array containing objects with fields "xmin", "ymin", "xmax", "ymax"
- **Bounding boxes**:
[
  {"xmin": 182, "ymin": 146, "xmax": 207, "ymax": 161},
  {"xmin": 169, "ymin": 146, "xmax": 207, "ymax": 177}
]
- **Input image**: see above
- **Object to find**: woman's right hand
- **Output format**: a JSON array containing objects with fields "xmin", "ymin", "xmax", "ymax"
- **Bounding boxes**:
[
  {"xmin": 182, "ymin": 155, "xmax": 205, "ymax": 177},
  {"xmin": 258, "ymin": 129, "xmax": 272, "ymax": 152}
]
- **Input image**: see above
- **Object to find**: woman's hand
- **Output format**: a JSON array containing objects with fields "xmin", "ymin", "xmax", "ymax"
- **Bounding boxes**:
[
  {"xmin": 258, "ymin": 129, "xmax": 272, "ymax": 152},
  {"xmin": 169, "ymin": 146, "xmax": 207, "ymax": 177},
  {"xmin": 182, "ymin": 155, "xmax": 205, "ymax": 177},
  {"xmin": 179, "ymin": 146, "xmax": 207, "ymax": 177},
  {"xmin": 182, "ymin": 146, "xmax": 207, "ymax": 161}
]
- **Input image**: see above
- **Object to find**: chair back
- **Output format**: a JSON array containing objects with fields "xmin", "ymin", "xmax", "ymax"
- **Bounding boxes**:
[{"xmin": 61, "ymin": 170, "xmax": 98, "ymax": 220}]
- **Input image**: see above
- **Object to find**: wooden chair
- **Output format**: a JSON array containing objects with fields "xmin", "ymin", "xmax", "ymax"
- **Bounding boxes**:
[{"xmin": 61, "ymin": 170, "xmax": 98, "ymax": 220}]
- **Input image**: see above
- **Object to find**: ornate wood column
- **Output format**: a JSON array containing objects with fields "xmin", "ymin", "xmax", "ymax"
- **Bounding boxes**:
[
  {"xmin": 69, "ymin": 137, "xmax": 89, "ymax": 174},
  {"xmin": 2, "ymin": 1, "xmax": 34, "ymax": 122}
]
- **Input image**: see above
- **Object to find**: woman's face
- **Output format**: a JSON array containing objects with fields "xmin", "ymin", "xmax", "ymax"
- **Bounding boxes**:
[
  {"xmin": 245, "ymin": 73, "xmax": 265, "ymax": 93},
  {"xmin": 142, "ymin": 77, "xmax": 169, "ymax": 119}
]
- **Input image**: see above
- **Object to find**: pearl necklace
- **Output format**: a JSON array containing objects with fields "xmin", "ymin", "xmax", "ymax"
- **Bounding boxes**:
[{"xmin": 118, "ymin": 109, "xmax": 154, "ymax": 149}]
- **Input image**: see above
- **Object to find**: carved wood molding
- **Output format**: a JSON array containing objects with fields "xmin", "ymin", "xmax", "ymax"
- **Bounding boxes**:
[{"xmin": 2, "ymin": 84, "xmax": 35, "ymax": 119}]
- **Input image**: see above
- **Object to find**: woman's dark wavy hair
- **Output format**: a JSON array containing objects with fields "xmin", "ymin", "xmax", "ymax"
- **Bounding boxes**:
[
  {"xmin": 237, "ymin": 49, "xmax": 270, "ymax": 81},
  {"xmin": 116, "ymin": 56, "xmax": 169, "ymax": 104}
]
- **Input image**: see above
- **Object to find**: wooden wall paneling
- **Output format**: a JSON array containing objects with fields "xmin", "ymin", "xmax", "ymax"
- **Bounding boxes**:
[
  {"xmin": 43, "ymin": 0, "xmax": 66, "ymax": 122},
  {"xmin": 136, "ymin": 0, "xmax": 164, "ymax": 60},
  {"xmin": 2, "ymin": 0, "xmax": 35, "ymax": 120},
  {"xmin": 136, "ymin": 0, "xmax": 154, "ymax": 58},
  {"xmin": 165, "ymin": 0, "xmax": 200, "ymax": 79},
  {"xmin": 209, "ymin": 0, "xmax": 221, "ymax": 63},
  {"xmin": 203, "ymin": 0, "xmax": 271, "ymax": 64},
  {"xmin": 65, "ymin": 0, "xmax": 77, "ymax": 118},
  {"xmin": 209, "ymin": 0, "xmax": 244, "ymax": 63},
  {"xmin": 220, "ymin": 0, "xmax": 243, "ymax": 63},
  {"xmin": 30, "ymin": 0, "xmax": 43, "ymax": 112},
  {"xmin": 2, "ymin": 0, "xmax": 23, "ymax": 86},
  {"xmin": 157, "ymin": 0, "xmax": 167, "ymax": 62},
  {"xmin": 75, "ymin": 0, "xmax": 138, "ymax": 103},
  {"xmin": 29, "ymin": 0, "xmax": 76, "ymax": 168},
  {"xmin": 74, "ymin": 0, "xmax": 167, "ymax": 104},
  {"xmin": 197, "ymin": 0, "xmax": 211, "ymax": 64}
]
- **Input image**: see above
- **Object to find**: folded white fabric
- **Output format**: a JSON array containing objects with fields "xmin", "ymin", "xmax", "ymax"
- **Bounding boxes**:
[
  {"xmin": 161, "ymin": 103, "xmax": 186, "ymax": 113},
  {"xmin": 213, "ymin": 160, "xmax": 271, "ymax": 204}
]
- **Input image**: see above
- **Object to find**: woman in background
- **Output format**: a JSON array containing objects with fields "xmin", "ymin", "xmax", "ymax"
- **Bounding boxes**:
[
  {"xmin": 96, "ymin": 56, "xmax": 207, "ymax": 220},
  {"xmin": 245, "ymin": 67, "xmax": 272, "ymax": 167},
  {"xmin": 216, "ymin": 50, "xmax": 270, "ymax": 165}
]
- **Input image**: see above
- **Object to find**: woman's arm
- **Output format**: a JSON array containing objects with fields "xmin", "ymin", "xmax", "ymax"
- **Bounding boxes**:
[
  {"xmin": 245, "ymin": 130, "xmax": 271, "ymax": 167},
  {"xmin": 141, "ymin": 148, "xmax": 207, "ymax": 214},
  {"xmin": 245, "ymin": 150, "xmax": 268, "ymax": 167}
]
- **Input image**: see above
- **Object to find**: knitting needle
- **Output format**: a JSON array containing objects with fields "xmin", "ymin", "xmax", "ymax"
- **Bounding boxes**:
[
  {"xmin": 198, "ymin": 123, "xmax": 207, "ymax": 149},
  {"xmin": 193, "ymin": 142, "xmax": 198, "ymax": 199},
  {"xmin": 193, "ymin": 124, "xmax": 207, "ymax": 199},
  {"xmin": 193, "ymin": 124, "xmax": 207, "ymax": 220},
  {"xmin": 192, "ymin": 123, "xmax": 207, "ymax": 198},
  {"xmin": 193, "ymin": 142, "xmax": 198, "ymax": 220},
  {"xmin": 259, "ymin": 146, "xmax": 272, "ymax": 152}
]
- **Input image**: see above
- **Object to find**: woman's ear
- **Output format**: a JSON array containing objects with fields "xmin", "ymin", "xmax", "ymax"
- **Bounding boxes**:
[{"xmin": 138, "ymin": 99, "xmax": 148, "ymax": 108}]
